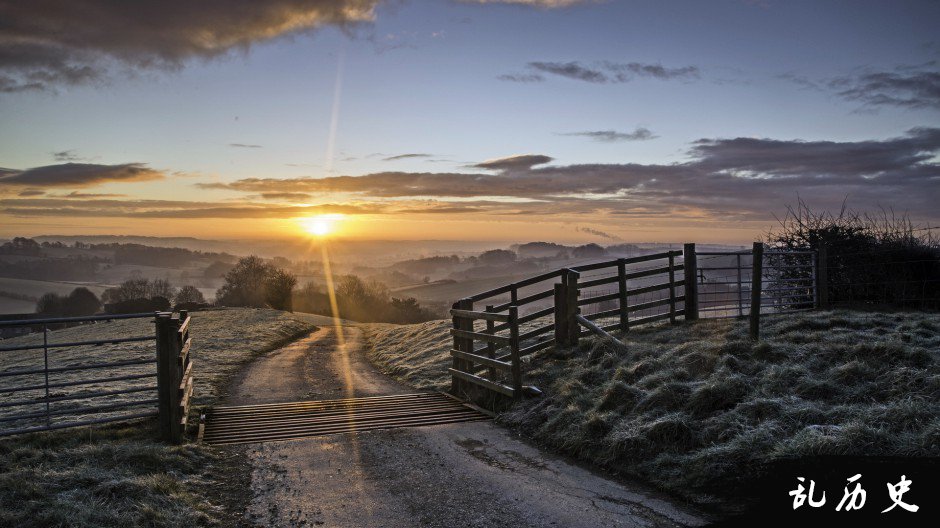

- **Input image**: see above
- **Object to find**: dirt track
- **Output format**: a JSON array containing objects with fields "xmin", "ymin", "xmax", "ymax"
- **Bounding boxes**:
[{"xmin": 226, "ymin": 325, "xmax": 708, "ymax": 527}]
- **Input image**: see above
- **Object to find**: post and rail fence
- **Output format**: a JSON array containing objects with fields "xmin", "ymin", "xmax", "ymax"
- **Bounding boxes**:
[
  {"xmin": 449, "ymin": 243, "xmax": 821, "ymax": 409},
  {"xmin": 0, "ymin": 311, "xmax": 194, "ymax": 443}
]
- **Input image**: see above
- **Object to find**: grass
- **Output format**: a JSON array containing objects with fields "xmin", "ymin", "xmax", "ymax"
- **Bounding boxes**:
[
  {"xmin": 0, "ymin": 308, "xmax": 319, "ymax": 527},
  {"xmin": 361, "ymin": 310, "xmax": 940, "ymax": 509}
]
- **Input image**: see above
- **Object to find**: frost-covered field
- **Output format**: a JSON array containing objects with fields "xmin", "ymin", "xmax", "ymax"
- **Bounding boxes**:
[
  {"xmin": 0, "ymin": 308, "xmax": 320, "ymax": 527},
  {"xmin": 362, "ymin": 310, "xmax": 940, "ymax": 508}
]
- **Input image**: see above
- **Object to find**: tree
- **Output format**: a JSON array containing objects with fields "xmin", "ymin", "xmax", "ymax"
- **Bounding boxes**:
[
  {"xmin": 265, "ymin": 268, "xmax": 297, "ymax": 311},
  {"xmin": 216, "ymin": 256, "xmax": 270, "ymax": 307},
  {"xmin": 63, "ymin": 287, "xmax": 101, "ymax": 316},
  {"xmin": 478, "ymin": 249, "xmax": 517, "ymax": 266},
  {"xmin": 149, "ymin": 278, "xmax": 175, "ymax": 300},
  {"xmin": 115, "ymin": 278, "xmax": 151, "ymax": 302},
  {"xmin": 174, "ymin": 285, "xmax": 206, "ymax": 305},
  {"xmin": 36, "ymin": 292, "xmax": 63, "ymax": 315},
  {"xmin": 572, "ymin": 243, "xmax": 606, "ymax": 258}
]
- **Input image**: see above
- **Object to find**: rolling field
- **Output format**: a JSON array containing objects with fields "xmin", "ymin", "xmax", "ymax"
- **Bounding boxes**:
[{"xmin": 0, "ymin": 308, "xmax": 322, "ymax": 527}]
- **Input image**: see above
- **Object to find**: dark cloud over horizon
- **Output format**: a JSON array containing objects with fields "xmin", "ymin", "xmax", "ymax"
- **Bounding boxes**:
[
  {"xmin": 0, "ymin": 162, "xmax": 165, "ymax": 188},
  {"xmin": 191, "ymin": 128, "xmax": 940, "ymax": 221}
]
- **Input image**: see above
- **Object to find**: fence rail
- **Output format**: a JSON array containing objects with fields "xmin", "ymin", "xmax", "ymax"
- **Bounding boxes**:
[
  {"xmin": 449, "ymin": 243, "xmax": 827, "ymax": 408},
  {"xmin": 449, "ymin": 249, "xmax": 693, "ymax": 409},
  {"xmin": 0, "ymin": 311, "xmax": 194, "ymax": 442}
]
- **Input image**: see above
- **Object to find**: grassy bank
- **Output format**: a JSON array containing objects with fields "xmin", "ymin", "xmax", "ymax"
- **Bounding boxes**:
[
  {"xmin": 0, "ymin": 308, "xmax": 318, "ymax": 527},
  {"xmin": 362, "ymin": 310, "xmax": 940, "ymax": 508}
]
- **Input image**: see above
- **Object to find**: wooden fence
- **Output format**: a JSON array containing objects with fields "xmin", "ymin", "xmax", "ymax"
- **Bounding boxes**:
[
  {"xmin": 0, "ymin": 310, "xmax": 194, "ymax": 443},
  {"xmin": 449, "ymin": 248, "xmax": 696, "ymax": 407},
  {"xmin": 449, "ymin": 242, "xmax": 828, "ymax": 406}
]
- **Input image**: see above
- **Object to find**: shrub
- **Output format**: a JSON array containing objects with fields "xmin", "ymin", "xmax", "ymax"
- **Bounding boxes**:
[{"xmin": 767, "ymin": 200, "xmax": 940, "ymax": 309}]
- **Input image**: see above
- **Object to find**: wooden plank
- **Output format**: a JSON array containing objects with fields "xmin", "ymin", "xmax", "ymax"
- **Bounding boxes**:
[
  {"xmin": 448, "ymin": 368, "xmax": 515, "ymax": 397},
  {"xmin": 683, "ymin": 243, "xmax": 699, "ymax": 321},
  {"xmin": 449, "ymin": 309, "xmax": 510, "ymax": 323},
  {"xmin": 578, "ymin": 291, "xmax": 619, "ymax": 306},
  {"xmin": 519, "ymin": 338, "xmax": 555, "ymax": 356},
  {"xmin": 627, "ymin": 296, "xmax": 685, "ymax": 313},
  {"xmin": 629, "ymin": 310, "xmax": 684, "ymax": 327},
  {"xmin": 569, "ymin": 251, "xmax": 682, "ymax": 272},
  {"xmin": 579, "ymin": 275, "xmax": 620, "ymax": 288},
  {"xmin": 467, "ymin": 283, "xmax": 514, "ymax": 302},
  {"xmin": 450, "ymin": 349, "xmax": 512, "ymax": 371},
  {"xmin": 484, "ymin": 304, "xmax": 498, "ymax": 380},
  {"xmin": 576, "ymin": 314, "xmax": 618, "ymax": 341},
  {"xmin": 492, "ymin": 288, "xmax": 553, "ymax": 312},
  {"xmin": 508, "ymin": 306, "xmax": 522, "ymax": 396},
  {"xmin": 622, "ymin": 264, "xmax": 684, "ymax": 282},
  {"xmin": 668, "ymin": 253, "xmax": 677, "ymax": 324},
  {"xmin": 177, "ymin": 361, "xmax": 193, "ymax": 397},
  {"xmin": 513, "ymin": 269, "xmax": 565, "ymax": 289},
  {"xmin": 449, "ymin": 328, "xmax": 510, "ymax": 346},
  {"xmin": 626, "ymin": 280, "xmax": 685, "ymax": 297},
  {"xmin": 177, "ymin": 337, "xmax": 192, "ymax": 367},
  {"xmin": 177, "ymin": 315, "xmax": 190, "ymax": 339},
  {"xmin": 518, "ymin": 323, "xmax": 554, "ymax": 342},
  {"xmin": 584, "ymin": 307, "xmax": 620, "ymax": 321},
  {"xmin": 450, "ymin": 299, "xmax": 473, "ymax": 396},
  {"xmin": 517, "ymin": 306, "xmax": 554, "ymax": 325},
  {"xmin": 618, "ymin": 259, "xmax": 628, "ymax": 333},
  {"xmin": 178, "ymin": 375, "xmax": 194, "ymax": 414}
]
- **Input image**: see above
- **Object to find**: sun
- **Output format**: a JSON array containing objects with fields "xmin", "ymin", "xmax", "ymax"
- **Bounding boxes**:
[{"xmin": 300, "ymin": 214, "xmax": 344, "ymax": 237}]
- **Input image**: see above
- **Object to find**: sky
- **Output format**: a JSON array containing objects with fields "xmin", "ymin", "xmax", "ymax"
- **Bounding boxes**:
[{"xmin": 0, "ymin": 0, "xmax": 938, "ymax": 244}]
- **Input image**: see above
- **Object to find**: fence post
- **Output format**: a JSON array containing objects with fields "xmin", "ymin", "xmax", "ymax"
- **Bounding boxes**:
[
  {"xmin": 553, "ymin": 283, "xmax": 568, "ymax": 345},
  {"xmin": 667, "ymin": 253, "xmax": 677, "ymax": 323},
  {"xmin": 617, "ymin": 258, "xmax": 629, "ymax": 332},
  {"xmin": 816, "ymin": 244, "xmax": 829, "ymax": 309},
  {"xmin": 736, "ymin": 253, "xmax": 744, "ymax": 317},
  {"xmin": 508, "ymin": 306, "xmax": 522, "ymax": 397},
  {"xmin": 485, "ymin": 305, "xmax": 497, "ymax": 380},
  {"xmin": 564, "ymin": 270, "xmax": 580, "ymax": 346},
  {"xmin": 155, "ymin": 312, "xmax": 178, "ymax": 442},
  {"xmin": 450, "ymin": 298, "xmax": 473, "ymax": 397},
  {"xmin": 683, "ymin": 244, "xmax": 699, "ymax": 321},
  {"xmin": 749, "ymin": 242, "xmax": 764, "ymax": 340}
]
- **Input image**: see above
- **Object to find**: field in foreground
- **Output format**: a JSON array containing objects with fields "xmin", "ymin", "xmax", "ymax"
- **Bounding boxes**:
[
  {"xmin": 362, "ymin": 310, "xmax": 940, "ymax": 508},
  {"xmin": 0, "ymin": 308, "xmax": 319, "ymax": 527}
]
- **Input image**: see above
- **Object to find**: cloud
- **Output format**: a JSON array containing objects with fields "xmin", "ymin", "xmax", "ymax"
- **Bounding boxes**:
[
  {"xmin": 496, "ymin": 73, "xmax": 544, "ymax": 83},
  {"xmin": 17, "ymin": 189, "xmax": 45, "ymax": 197},
  {"xmin": 829, "ymin": 66, "xmax": 940, "ymax": 110},
  {"xmin": 603, "ymin": 61, "xmax": 699, "ymax": 81},
  {"xmin": 194, "ymin": 128, "xmax": 940, "ymax": 221},
  {"xmin": 472, "ymin": 154, "xmax": 554, "ymax": 172},
  {"xmin": 52, "ymin": 150, "xmax": 82, "ymax": 162},
  {"xmin": 503, "ymin": 61, "xmax": 699, "ymax": 84},
  {"xmin": 561, "ymin": 127, "xmax": 657, "ymax": 142},
  {"xmin": 529, "ymin": 61, "xmax": 608, "ymax": 83},
  {"xmin": 0, "ymin": 0, "xmax": 380, "ymax": 92},
  {"xmin": 382, "ymin": 153, "xmax": 433, "ymax": 161},
  {"xmin": 259, "ymin": 192, "xmax": 313, "ymax": 201},
  {"xmin": 229, "ymin": 143, "xmax": 263, "ymax": 149},
  {"xmin": 0, "ymin": 162, "xmax": 165, "ymax": 188}
]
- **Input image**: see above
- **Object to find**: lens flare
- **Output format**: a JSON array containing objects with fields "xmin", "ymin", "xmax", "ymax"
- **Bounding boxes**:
[{"xmin": 300, "ymin": 214, "xmax": 343, "ymax": 237}]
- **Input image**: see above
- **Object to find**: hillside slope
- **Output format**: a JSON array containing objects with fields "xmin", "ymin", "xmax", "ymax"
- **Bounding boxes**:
[{"xmin": 362, "ymin": 310, "xmax": 940, "ymax": 508}]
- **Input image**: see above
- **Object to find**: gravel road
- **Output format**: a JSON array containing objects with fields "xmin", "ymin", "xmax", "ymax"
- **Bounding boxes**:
[{"xmin": 225, "ymin": 325, "xmax": 708, "ymax": 527}]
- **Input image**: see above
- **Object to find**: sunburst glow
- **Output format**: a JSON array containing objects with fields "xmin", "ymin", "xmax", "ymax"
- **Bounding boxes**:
[{"xmin": 300, "ymin": 214, "xmax": 344, "ymax": 237}]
